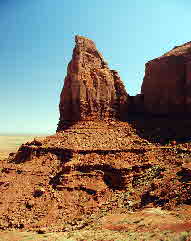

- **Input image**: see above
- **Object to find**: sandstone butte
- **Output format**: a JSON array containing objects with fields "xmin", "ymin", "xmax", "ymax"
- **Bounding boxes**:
[
  {"xmin": 1, "ymin": 37, "xmax": 191, "ymax": 240},
  {"xmin": 141, "ymin": 41, "xmax": 191, "ymax": 114},
  {"xmin": 57, "ymin": 35, "xmax": 128, "ymax": 131}
]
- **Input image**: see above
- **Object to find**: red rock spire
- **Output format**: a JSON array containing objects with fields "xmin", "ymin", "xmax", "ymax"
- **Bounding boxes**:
[{"xmin": 57, "ymin": 36, "xmax": 128, "ymax": 131}]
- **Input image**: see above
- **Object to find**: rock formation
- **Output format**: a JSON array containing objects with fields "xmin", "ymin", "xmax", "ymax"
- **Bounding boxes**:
[
  {"xmin": 141, "ymin": 41, "xmax": 191, "ymax": 114},
  {"xmin": 2, "ymin": 37, "xmax": 191, "ymax": 240},
  {"xmin": 57, "ymin": 36, "xmax": 128, "ymax": 131}
]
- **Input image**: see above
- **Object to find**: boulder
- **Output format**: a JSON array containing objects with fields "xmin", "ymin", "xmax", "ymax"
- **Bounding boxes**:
[
  {"xmin": 141, "ymin": 41, "xmax": 191, "ymax": 114},
  {"xmin": 57, "ymin": 36, "xmax": 128, "ymax": 131}
]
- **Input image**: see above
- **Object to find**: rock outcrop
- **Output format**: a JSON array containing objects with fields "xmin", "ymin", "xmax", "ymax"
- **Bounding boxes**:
[
  {"xmin": 57, "ymin": 36, "xmax": 128, "ymax": 131},
  {"xmin": 141, "ymin": 41, "xmax": 191, "ymax": 114},
  {"xmin": 2, "ymin": 37, "xmax": 191, "ymax": 240},
  {"xmin": 2, "ymin": 120, "xmax": 191, "ymax": 236}
]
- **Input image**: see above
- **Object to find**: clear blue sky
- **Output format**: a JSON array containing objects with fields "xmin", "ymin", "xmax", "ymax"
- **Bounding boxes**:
[{"xmin": 1, "ymin": 0, "xmax": 191, "ymax": 135}]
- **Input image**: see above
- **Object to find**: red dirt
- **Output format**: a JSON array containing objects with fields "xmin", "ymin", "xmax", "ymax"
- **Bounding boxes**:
[{"xmin": 1, "ymin": 120, "xmax": 191, "ymax": 238}]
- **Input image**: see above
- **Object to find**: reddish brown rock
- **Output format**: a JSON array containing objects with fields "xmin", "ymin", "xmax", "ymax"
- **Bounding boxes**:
[
  {"xmin": 129, "ymin": 94, "xmax": 144, "ymax": 113},
  {"xmin": 57, "ymin": 36, "xmax": 128, "ymax": 131},
  {"xmin": 141, "ymin": 41, "xmax": 191, "ymax": 114}
]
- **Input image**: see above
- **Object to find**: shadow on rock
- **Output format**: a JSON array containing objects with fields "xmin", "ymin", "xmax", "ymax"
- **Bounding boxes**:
[{"xmin": 127, "ymin": 113, "xmax": 191, "ymax": 144}]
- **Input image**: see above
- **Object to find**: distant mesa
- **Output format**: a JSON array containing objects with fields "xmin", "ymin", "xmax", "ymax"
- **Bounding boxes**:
[{"xmin": 57, "ymin": 36, "xmax": 129, "ymax": 131}]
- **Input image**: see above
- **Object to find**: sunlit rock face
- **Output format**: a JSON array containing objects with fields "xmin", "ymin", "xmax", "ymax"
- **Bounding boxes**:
[
  {"xmin": 57, "ymin": 36, "xmax": 128, "ymax": 130},
  {"xmin": 141, "ymin": 41, "xmax": 191, "ymax": 114}
]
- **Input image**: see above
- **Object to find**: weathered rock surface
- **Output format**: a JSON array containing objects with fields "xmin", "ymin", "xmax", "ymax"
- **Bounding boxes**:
[
  {"xmin": 3, "ymin": 37, "xmax": 191, "ymax": 240},
  {"xmin": 57, "ymin": 36, "xmax": 128, "ymax": 131},
  {"xmin": 2, "ymin": 121, "xmax": 191, "ymax": 240},
  {"xmin": 141, "ymin": 41, "xmax": 191, "ymax": 114}
]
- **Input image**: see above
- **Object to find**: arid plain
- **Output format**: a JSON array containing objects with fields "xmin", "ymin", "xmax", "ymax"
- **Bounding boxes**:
[{"xmin": 0, "ymin": 136, "xmax": 37, "ymax": 160}]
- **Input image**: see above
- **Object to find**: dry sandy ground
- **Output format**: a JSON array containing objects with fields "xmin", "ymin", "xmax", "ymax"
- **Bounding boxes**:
[{"xmin": 0, "ymin": 136, "xmax": 38, "ymax": 160}]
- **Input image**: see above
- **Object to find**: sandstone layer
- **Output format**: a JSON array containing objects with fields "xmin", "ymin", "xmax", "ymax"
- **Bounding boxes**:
[
  {"xmin": 57, "ymin": 36, "xmax": 128, "ymax": 131},
  {"xmin": 141, "ymin": 41, "xmax": 191, "ymax": 114},
  {"xmin": 1, "ymin": 121, "xmax": 191, "ymax": 240}
]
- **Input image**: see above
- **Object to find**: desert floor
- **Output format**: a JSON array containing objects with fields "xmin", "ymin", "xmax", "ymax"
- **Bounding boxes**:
[{"xmin": 0, "ymin": 136, "xmax": 38, "ymax": 160}]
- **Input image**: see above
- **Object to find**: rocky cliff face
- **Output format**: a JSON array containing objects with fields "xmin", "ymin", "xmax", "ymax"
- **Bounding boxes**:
[
  {"xmin": 141, "ymin": 41, "xmax": 191, "ymax": 114},
  {"xmin": 57, "ymin": 36, "xmax": 128, "ymax": 131},
  {"xmin": 2, "ymin": 37, "xmax": 191, "ymax": 240}
]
